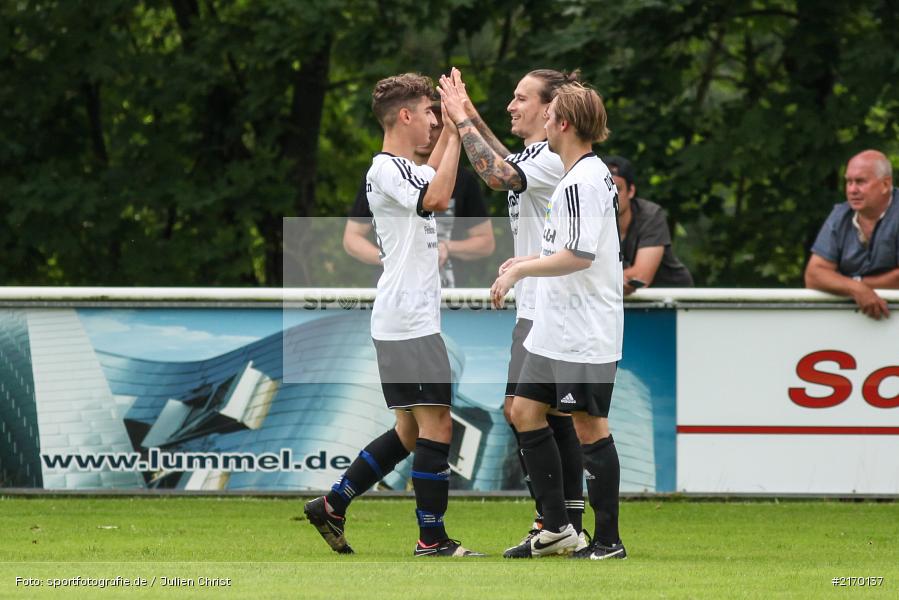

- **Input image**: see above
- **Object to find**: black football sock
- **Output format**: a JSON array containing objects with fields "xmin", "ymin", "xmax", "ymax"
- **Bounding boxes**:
[
  {"xmin": 583, "ymin": 435, "xmax": 620, "ymax": 545},
  {"xmin": 548, "ymin": 414, "xmax": 584, "ymax": 533},
  {"xmin": 509, "ymin": 422, "xmax": 542, "ymax": 521},
  {"xmin": 412, "ymin": 438, "xmax": 450, "ymax": 546},
  {"xmin": 326, "ymin": 428, "xmax": 409, "ymax": 517},
  {"xmin": 518, "ymin": 427, "xmax": 568, "ymax": 533}
]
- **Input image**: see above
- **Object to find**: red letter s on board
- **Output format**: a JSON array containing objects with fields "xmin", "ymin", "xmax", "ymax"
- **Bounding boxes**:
[{"xmin": 788, "ymin": 350, "xmax": 856, "ymax": 408}]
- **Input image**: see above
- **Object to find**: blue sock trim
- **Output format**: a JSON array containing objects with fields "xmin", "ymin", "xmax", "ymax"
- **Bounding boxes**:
[
  {"xmin": 411, "ymin": 469, "xmax": 449, "ymax": 481},
  {"xmin": 359, "ymin": 450, "xmax": 382, "ymax": 478},
  {"xmin": 415, "ymin": 508, "xmax": 445, "ymax": 528},
  {"xmin": 330, "ymin": 476, "xmax": 357, "ymax": 502}
]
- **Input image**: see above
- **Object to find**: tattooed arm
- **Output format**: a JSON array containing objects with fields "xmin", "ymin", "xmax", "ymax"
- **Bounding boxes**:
[
  {"xmin": 455, "ymin": 119, "xmax": 523, "ymax": 192},
  {"xmin": 440, "ymin": 68, "xmax": 521, "ymax": 192},
  {"xmin": 463, "ymin": 110, "xmax": 512, "ymax": 159}
]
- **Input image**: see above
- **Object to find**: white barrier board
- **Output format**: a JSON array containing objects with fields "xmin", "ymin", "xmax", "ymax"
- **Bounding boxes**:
[{"xmin": 677, "ymin": 309, "xmax": 899, "ymax": 494}]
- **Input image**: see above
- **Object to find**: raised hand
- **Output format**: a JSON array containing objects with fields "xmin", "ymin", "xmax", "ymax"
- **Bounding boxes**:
[
  {"xmin": 438, "ymin": 71, "xmax": 468, "ymax": 125},
  {"xmin": 450, "ymin": 68, "xmax": 475, "ymax": 116},
  {"xmin": 441, "ymin": 99, "xmax": 458, "ymax": 135}
]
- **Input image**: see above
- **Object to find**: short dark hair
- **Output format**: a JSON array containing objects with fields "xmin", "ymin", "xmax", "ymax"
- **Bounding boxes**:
[
  {"xmin": 526, "ymin": 69, "xmax": 581, "ymax": 104},
  {"xmin": 604, "ymin": 156, "xmax": 635, "ymax": 188},
  {"xmin": 371, "ymin": 73, "xmax": 434, "ymax": 128}
]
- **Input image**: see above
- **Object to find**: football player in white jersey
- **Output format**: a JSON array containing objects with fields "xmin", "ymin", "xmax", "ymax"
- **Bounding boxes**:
[
  {"xmin": 490, "ymin": 82, "xmax": 627, "ymax": 560},
  {"xmin": 438, "ymin": 68, "xmax": 587, "ymax": 547},
  {"xmin": 306, "ymin": 73, "xmax": 482, "ymax": 558}
]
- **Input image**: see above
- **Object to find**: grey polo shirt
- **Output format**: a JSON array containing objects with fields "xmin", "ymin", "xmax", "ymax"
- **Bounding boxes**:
[
  {"xmin": 810, "ymin": 187, "xmax": 899, "ymax": 277},
  {"xmin": 622, "ymin": 197, "xmax": 694, "ymax": 287}
]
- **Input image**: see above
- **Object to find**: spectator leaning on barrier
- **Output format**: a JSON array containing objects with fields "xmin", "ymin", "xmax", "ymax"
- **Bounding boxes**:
[
  {"xmin": 805, "ymin": 150, "xmax": 899, "ymax": 320},
  {"xmin": 603, "ymin": 156, "xmax": 693, "ymax": 295},
  {"xmin": 343, "ymin": 95, "xmax": 495, "ymax": 288}
]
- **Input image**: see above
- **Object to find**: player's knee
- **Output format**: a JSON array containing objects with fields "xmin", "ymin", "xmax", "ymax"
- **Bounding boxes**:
[
  {"xmin": 394, "ymin": 416, "xmax": 419, "ymax": 451},
  {"xmin": 395, "ymin": 425, "xmax": 418, "ymax": 451},
  {"xmin": 416, "ymin": 409, "xmax": 452, "ymax": 443},
  {"xmin": 510, "ymin": 401, "xmax": 542, "ymax": 432},
  {"xmin": 571, "ymin": 414, "xmax": 608, "ymax": 445},
  {"xmin": 436, "ymin": 410, "xmax": 453, "ymax": 440}
]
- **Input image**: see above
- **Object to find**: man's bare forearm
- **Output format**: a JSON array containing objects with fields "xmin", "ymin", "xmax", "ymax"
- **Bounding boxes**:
[
  {"xmin": 862, "ymin": 267, "xmax": 899, "ymax": 289},
  {"xmin": 456, "ymin": 119, "xmax": 523, "ymax": 192},
  {"xmin": 469, "ymin": 113, "xmax": 511, "ymax": 158},
  {"xmin": 445, "ymin": 227, "xmax": 495, "ymax": 260}
]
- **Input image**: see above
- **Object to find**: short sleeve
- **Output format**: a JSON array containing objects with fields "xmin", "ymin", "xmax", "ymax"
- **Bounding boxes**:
[
  {"xmin": 507, "ymin": 143, "xmax": 562, "ymax": 196},
  {"xmin": 634, "ymin": 206, "xmax": 672, "ymax": 249},
  {"xmin": 348, "ymin": 176, "xmax": 372, "ymax": 221},
  {"xmin": 810, "ymin": 206, "xmax": 842, "ymax": 262},
  {"xmin": 560, "ymin": 183, "xmax": 604, "ymax": 261},
  {"xmin": 376, "ymin": 158, "xmax": 435, "ymax": 216}
]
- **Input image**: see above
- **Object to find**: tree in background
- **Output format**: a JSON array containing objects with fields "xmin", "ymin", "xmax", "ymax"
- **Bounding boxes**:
[
  {"xmin": 1, "ymin": 0, "xmax": 897, "ymax": 287},
  {"xmin": 511, "ymin": 0, "xmax": 899, "ymax": 286}
]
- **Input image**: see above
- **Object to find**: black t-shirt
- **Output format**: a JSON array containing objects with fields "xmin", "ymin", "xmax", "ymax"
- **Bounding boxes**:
[
  {"xmin": 348, "ymin": 165, "xmax": 489, "ymax": 287},
  {"xmin": 621, "ymin": 197, "xmax": 694, "ymax": 287}
]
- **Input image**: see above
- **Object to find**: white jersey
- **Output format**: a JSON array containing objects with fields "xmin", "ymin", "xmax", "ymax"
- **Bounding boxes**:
[
  {"xmin": 367, "ymin": 153, "xmax": 441, "ymax": 341},
  {"xmin": 506, "ymin": 141, "xmax": 564, "ymax": 320},
  {"xmin": 524, "ymin": 153, "xmax": 624, "ymax": 364}
]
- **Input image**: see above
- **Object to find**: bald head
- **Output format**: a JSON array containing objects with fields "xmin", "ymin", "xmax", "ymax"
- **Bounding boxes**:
[
  {"xmin": 848, "ymin": 150, "xmax": 893, "ymax": 180},
  {"xmin": 844, "ymin": 150, "xmax": 893, "ymax": 216}
]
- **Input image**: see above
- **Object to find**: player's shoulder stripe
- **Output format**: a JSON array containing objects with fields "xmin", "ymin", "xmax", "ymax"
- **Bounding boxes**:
[
  {"xmin": 564, "ymin": 184, "xmax": 581, "ymax": 251},
  {"xmin": 508, "ymin": 141, "xmax": 549, "ymax": 164},
  {"xmin": 390, "ymin": 157, "xmax": 428, "ymax": 190}
]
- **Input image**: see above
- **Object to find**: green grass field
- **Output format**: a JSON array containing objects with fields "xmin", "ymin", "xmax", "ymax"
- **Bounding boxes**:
[{"xmin": 1, "ymin": 496, "xmax": 897, "ymax": 599}]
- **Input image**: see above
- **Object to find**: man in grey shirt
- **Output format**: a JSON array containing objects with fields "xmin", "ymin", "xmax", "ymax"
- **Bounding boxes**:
[
  {"xmin": 604, "ymin": 156, "xmax": 693, "ymax": 294},
  {"xmin": 805, "ymin": 150, "xmax": 899, "ymax": 320}
]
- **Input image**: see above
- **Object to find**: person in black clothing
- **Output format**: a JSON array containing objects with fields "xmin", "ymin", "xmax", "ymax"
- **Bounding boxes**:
[{"xmin": 604, "ymin": 156, "xmax": 694, "ymax": 294}]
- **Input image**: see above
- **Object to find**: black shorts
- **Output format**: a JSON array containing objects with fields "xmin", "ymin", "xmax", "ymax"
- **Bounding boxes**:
[
  {"xmin": 505, "ymin": 318, "xmax": 533, "ymax": 397},
  {"xmin": 514, "ymin": 351, "xmax": 616, "ymax": 417},
  {"xmin": 373, "ymin": 333, "xmax": 452, "ymax": 409}
]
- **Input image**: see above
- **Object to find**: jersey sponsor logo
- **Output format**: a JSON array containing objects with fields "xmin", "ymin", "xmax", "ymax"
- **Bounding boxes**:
[{"xmin": 543, "ymin": 228, "xmax": 557, "ymax": 244}]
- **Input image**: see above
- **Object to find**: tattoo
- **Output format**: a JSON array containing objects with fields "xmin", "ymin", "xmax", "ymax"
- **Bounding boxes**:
[
  {"xmin": 460, "ymin": 130, "xmax": 523, "ymax": 191},
  {"xmin": 456, "ymin": 118, "xmax": 476, "ymax": 130},
  {"xmin": 472, "ymin": 116, "xmax": 512, "ymax": 158}
]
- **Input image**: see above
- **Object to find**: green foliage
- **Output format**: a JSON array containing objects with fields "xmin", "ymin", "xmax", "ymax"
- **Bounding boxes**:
[
  {"xmin": 1, "ymin": 0, "xmax": 898, "ymax": 286},
  {"xmin": 523, "ymin": 0, "xmax": 899, "ymax": 286}
]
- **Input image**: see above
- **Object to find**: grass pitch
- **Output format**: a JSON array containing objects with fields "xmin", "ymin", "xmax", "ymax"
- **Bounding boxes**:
[{"xmin": 1, "ymin": 496, "xmax": 898, "ymax": 599}]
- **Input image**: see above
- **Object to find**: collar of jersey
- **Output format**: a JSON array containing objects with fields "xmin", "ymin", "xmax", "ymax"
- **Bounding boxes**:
[{"xmin": 564, "ymin": 151, "xmax": 597, "ymax": 177}]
